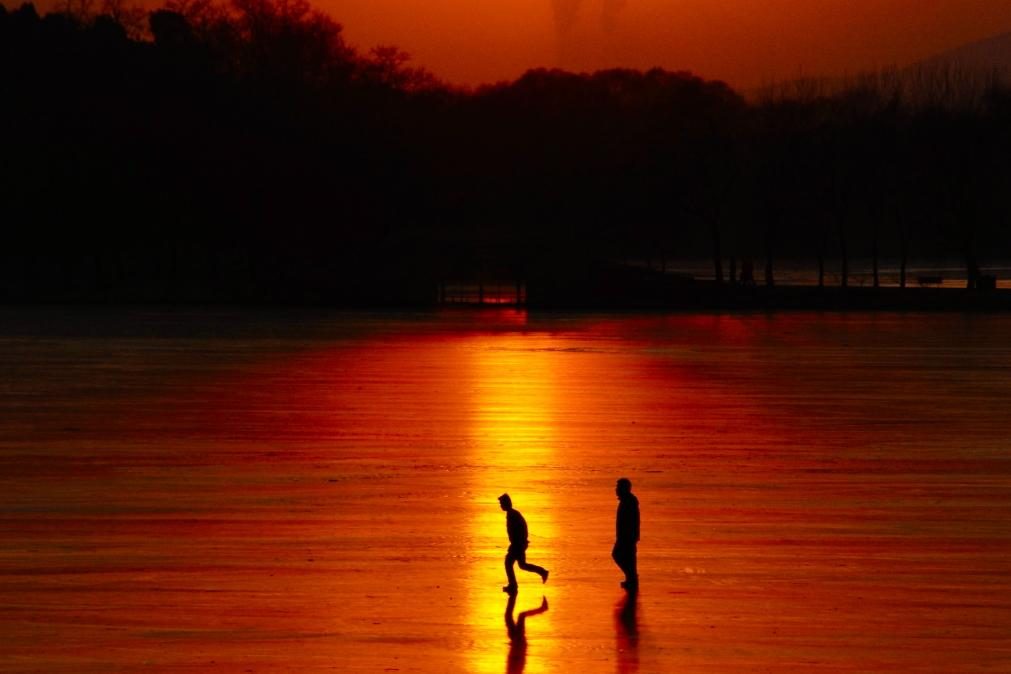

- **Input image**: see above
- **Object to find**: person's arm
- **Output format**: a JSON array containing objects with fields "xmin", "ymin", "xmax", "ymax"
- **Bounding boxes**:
[{"xmin": 617, "ymin": 501, "xmax": 636, "ymax": 543}]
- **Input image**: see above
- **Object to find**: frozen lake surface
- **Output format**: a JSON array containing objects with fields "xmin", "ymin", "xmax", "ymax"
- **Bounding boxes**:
[{"xmin": 2, "ymin": 308, "xmax": 1011, "ymax": 672}]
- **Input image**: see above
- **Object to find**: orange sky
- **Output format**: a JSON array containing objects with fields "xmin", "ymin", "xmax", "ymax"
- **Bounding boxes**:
[{"xmin": 324, "ymin": 0, "xmax": 1011, "ymax": 87}]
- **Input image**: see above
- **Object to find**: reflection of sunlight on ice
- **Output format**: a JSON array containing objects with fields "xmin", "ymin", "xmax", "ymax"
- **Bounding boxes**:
[{"xmin": 466, "ymin": 333, "xmax": 560, "ymax": 674}]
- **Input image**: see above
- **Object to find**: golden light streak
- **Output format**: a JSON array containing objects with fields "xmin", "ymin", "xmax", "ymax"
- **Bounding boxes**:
[{"xmin": 465, "ymin": 329, "xmax": 560, "ymax": 674}]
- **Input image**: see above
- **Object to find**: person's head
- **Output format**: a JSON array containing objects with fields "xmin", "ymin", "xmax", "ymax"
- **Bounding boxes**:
[
  {"xmin": 498, "ymin": 493, "xmax": 512, "ymax": 511},
  {"xmin": 615, "ymin": 478, "xmax": 632, "ymax": 498}
]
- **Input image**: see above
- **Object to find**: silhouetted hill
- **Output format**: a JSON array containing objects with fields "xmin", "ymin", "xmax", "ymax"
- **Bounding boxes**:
[{"xmin": 922, "ymin": 31, "xmax": 1011, "ymax": 72}]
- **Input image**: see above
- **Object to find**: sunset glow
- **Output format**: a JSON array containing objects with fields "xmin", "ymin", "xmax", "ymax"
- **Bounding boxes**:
[{"xmin": 323, "ymin": 0, "xmax": 1011, "ymax": 86}]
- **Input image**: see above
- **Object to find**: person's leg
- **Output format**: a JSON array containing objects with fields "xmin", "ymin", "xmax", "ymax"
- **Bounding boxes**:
[
  {"xmin": 515, "ymin": 547, "xmax": 548, "ymax": 582},
  {"xmin": 504, "ymin": 548, "xmax": 518, "ymax": 592},
  {"xmin": 517, "ymin": 559, "xmax": 548, "ymax": 581},
  {"xmin": 613, "ymin": 543, "xmax": 637, "ymax": 586},
  {"xmin": 624, "ymin": 545, "xmax": 638, "ymax": 587},
  {"xmin": 612, "ymin": 543, "xmax": 625, "ymax": 575}
]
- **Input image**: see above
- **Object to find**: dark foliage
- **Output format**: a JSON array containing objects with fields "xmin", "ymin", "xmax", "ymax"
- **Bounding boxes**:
[{"xmin": 2, "ymin": 0, "xmax": 1009, "ymax": 303}]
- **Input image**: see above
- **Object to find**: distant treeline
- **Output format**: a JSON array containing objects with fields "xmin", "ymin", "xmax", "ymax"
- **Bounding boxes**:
[{"xmin": 3, "ymin": 0, "xmax": 1010, "ymax": 303}]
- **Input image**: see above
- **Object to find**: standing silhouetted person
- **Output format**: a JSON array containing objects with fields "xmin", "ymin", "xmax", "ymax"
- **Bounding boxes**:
[
  {"xmin": 499, "ymin": 493, "xmax": 549, "ymax": 595},
  {"xmin": 612, "ymin": 478, "xmax": 639, "ymax": 590}
]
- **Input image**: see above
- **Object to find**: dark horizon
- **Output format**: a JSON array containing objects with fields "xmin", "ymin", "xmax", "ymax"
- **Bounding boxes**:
[{"xmin": 3, "ymin": 0, "xmax": 1011, "ymax": 308}]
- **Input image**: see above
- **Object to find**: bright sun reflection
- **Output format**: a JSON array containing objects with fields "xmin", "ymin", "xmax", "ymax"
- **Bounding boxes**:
[{"xmin": 466, "ymin": 331, "xmax": 560, "ymax": 674}]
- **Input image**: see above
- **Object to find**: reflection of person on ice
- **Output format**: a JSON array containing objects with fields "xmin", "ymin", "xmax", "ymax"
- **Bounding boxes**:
[
  {"xmin": 505, "ymin": 593, "xmax": 548, "ymax": 674},
  {"xmin": 498, "ymin": 493, "xmax": 549, "ymax": 595},
  {"xmin": 612, "ymin": 478, "xmax": 639, "ymax": 591}
]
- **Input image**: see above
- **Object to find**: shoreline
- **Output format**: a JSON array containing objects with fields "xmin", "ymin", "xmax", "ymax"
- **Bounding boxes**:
[
  {"xmin": 3, "ymin": 285, "xmax": 1011, "ymax": 312},
  {"xmin": 528, "ymin": 284, "xmax": 1011, "ymax": 312}
]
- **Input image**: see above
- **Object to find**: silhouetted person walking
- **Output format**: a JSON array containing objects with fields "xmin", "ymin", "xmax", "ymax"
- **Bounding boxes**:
[
  {"xmin": 499, "ymin": 493, "xmax": 549, "ymax": 595},
  {"xmin": 612, "ymin": 478, "xmax": 639, "ymax": 590}
]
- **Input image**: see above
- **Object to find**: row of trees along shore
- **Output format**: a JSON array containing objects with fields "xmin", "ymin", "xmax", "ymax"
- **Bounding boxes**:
[{"xmin": 3, "ymin": 0, "xmax": 1011, "ymax": 304}]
